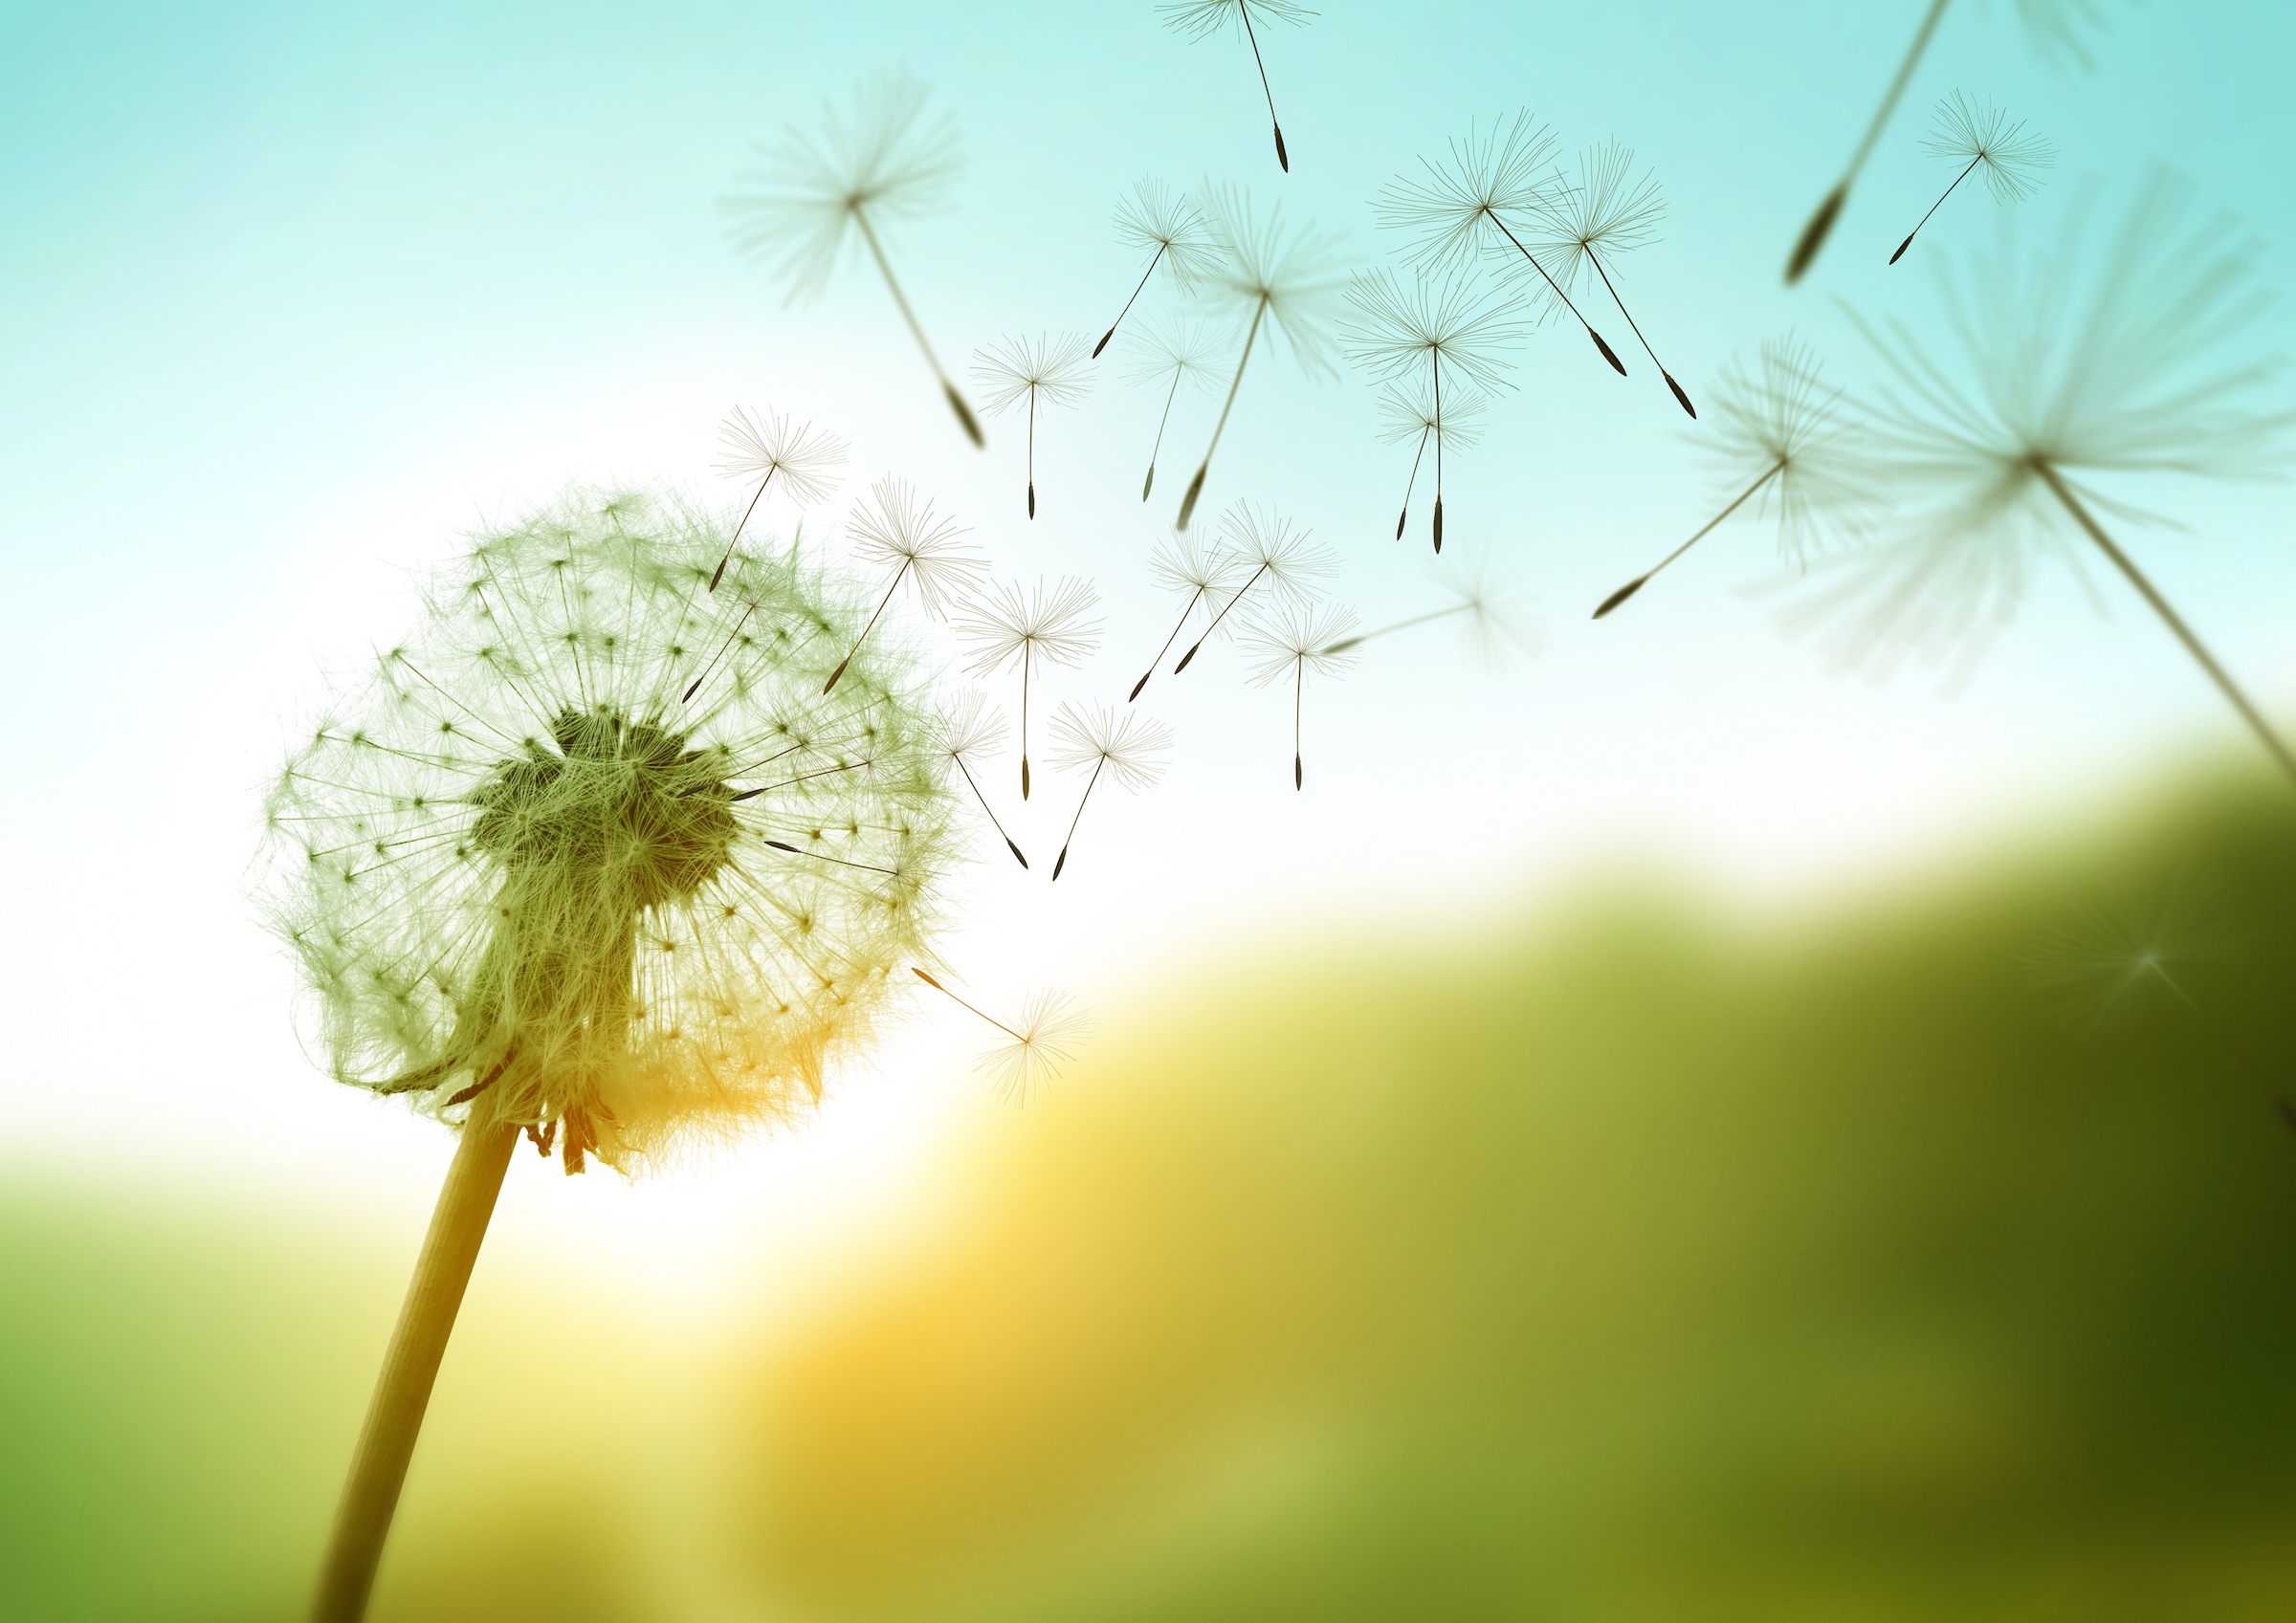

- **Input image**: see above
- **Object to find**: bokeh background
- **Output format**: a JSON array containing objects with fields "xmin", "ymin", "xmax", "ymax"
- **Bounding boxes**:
[{"xmin": 5, "ymin": 1, "xmax": 2296, "ymax": 1618}]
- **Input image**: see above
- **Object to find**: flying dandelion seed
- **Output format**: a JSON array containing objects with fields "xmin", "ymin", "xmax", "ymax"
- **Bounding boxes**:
[
  {"xmin": 933, "ymin": 691, "xmax": 1028, "ymax": 868},
  {"xmin": 1790, "ymin": 166, "xmax": 2296, "ymax": 784},
  {"xmin": 1344, "ymin": 268, "xmax": 1524, "ymax": 552},
  {"xmin": 911, "ymin": 970, "xmax": 1093, "ymax": 1103},
  {"xmin": 1129, "ymin": 530, "xmax": 1245, "ymax": 701},
  {"xmin": 956, "ymin": 577, "xmax": 1103, "ymax": 801},
  {"xmin": 823, "ymin": 476, "xmax": 985, "ymax": 694},
  {"xmin": 722, "ymin": 69, "xmax": 985, "ymax": 448},
  {"xmin": 1596, "ymin": 335, "xmax": 1870, "ymax": 619},
  {"xmin": 1242, "ymin": 603, "xmax": 1358, "ymax": 790},
  {"xmin": 1044, "ymin": 701, "xmax": 1175, "ymax": 878},
  {"xmin": 1784, "ymin": 0, "xmax": 2120, "ymax": 283},
  {"xmin": 1175, "ymin": 184, "xmax": 1349, "ymax": 530},
  {"xmin": 1095, "ymin": 178, "xmax": 1225, "ymax": 358},
  {"xmin": 706, "ymin": 406, "xmax": 849, "ymax": 592},
  {"xmin": 971, "ymin": 333, "xmax": 1093, "ymax": 519},
  {"xmin": 1159, "ymin": 0, "xmax": 1316, "ymax": 173},
  {"xmin": 1532, "ymin": 142, "xmax": 1696, "ymax": 418},
  {"xmin": 1323, "ymin": 558, "xmax": 1535, "ymax": 669},
  {"xmin": 1374, "ymin": 377, "xmax": 1488, "ymax": 546},
  {"xmin": 268, "ymin": 487, "xmax": 954, "ymax": 1623},
  {"xmin": 1891, "ymin": 92, "xmax": 2056, "ymax": 265},
  {"xmin": 2025, "ymin": 886, "xmax": 2226, "ymax": 1035},
  {"xmin": 1173, "ymin": 501, "xmax": 1336, "ymax": 674},
  {"xmin": 1376, "ymin": 111, "xmax": 1628, "ymax": 381},
  {"xmin": 1125, "ymin": 318, "xmax": 1226, "ymax": 500}
]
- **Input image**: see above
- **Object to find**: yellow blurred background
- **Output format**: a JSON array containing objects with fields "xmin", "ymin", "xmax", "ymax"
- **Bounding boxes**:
[{"xmin": 9, "ymin": 757, "xmax": 2296, "ymax": 1622}]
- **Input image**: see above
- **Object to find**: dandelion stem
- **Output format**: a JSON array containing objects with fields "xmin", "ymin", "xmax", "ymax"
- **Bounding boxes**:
[
  {"xmin": 309, "ymin": 1119, "xmax": 519, "ymax": 1623},
  {"xmin": 1586, "ymin": 250, "xmax": 1695, "ymax": 417},
  {"xmin": 2035, "ymin": 462, "xmax": 2296, "ymax": 789},
  {"xmin": 1891, "ymin": 153, "xmax": 1983, "ymax": 264},
  {"xmin": 1175, "ymin": 560, "xmax": 1269, "ymax": 672},
  {"xmin": 1789, "ymin": 0, "xmax": 1953, "ymax": 283},
  {"xmin": 1594, "ymin": 462, "xmax": 1781, "ymax": 618},
  {"xmin": 1395, "ymin": 426, "xmax": 1429, "ymax": 540},
  {"xmin": 1239, "ymin": 5, "xmax": 1290, "ymax": 172},
  {"xmin": 1027, "ymin": 387, "xmax": 1037, "ymax": 519},
  {"xmin": 1144, "ymin": 366, "xmax": 1185, "ymax": 502},
  {"xmin": 1480, "ymin": 206, "xmax": 1625, "ymax": 376},
  {"xmin": 953, "ymin": 755, "xmax": 1028, "ymax": 866},
  {"xmin": 824, "ymin": 561, "xmax": 912, "ymax": 695},
  {"xmin": 1053, "ymin": 755, "xmax": 1108, "ymax": 880},
  {"xmin": 1320, "ymin": 603, "xmax": 1466, "ymax": 655},
  {"xmin": 1431, "ymin": 352, "xmax": 1446, "ymax": 553},
  {"xmin": 1178, "ymin": 296, "xmax": 1268, "ymax": 531},
  {"xmin": 912, "ymin": 967, "xmax": 1027, "ymax": 1042},
  {"xmin": 1131, "ymin": 588, "xmax": 1207, "ymax": 701},
  {"xmin": 1292, "ymin": 660, "xmax": 1304, "ymax": 788},
  {"xmin": 1096, "ymin": 245, "xmax": 1169, "ymax": 359},
  {"xmin": 709, "ymin": 466, "xmax": 779, "ymax": 592},
  {"xmin": 853, "ymin": 210, "xmax": 983, "ymax": 448},
  {"xmin": 1021, "ymin": 647, "xmax": 1032, "ymax": 800}
]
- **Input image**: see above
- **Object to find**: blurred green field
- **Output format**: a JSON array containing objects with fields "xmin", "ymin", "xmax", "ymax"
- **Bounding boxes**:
[{"xmin": 8, "ymin": 765, "xmax": 2296, "ymax": 1621}]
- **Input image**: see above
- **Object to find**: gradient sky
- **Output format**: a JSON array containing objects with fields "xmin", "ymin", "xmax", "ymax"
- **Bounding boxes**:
[{"xmin": 4, "ymin": 1, "xmax": 2292, "ymax": 1314}]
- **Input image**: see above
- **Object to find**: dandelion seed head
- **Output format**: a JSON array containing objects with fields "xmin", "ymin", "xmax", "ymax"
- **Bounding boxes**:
[
  {"xmin": 955, "ymin": 577, "xmax": 1104, "ymax": 677},
  {"xmin": 1046, "ymin": 701, "xmax": 1176, "ymax": 792},
  {"xmin": 1192, "ymin": 184, "xmax": 1352, "ymax": 379},
  {"xmin": 1376, "ymin": 111, "xmax": 1569, "ymax": 280},
  {"xmin": 2025, "ymin": 884, "xmax": 2226, "ymax": 1035},
  {"xmin": 1149, "ymin": 531, "xmax": 1246, "ymax": 600},
  {"xmin": 1122, "ymin": 318, "xmax": 1227, "ymax": 393},
  {"xmin": 1157, "ymin": 0, "xmax": 1317, "ymax": 42},
  {"xmin": 1705, "ymin": 335, "xmax": 1876, "ymax": 563},
  {"xmin": 1114, "ymin": 177, "xmax": 1225, "ymax": 288},
  {"xmin": 970, "ymin": 332, "xmax": 1094, "ymax": 417},
  {"xmin": 976, "ymin": 989, "xmax": 1094, "ymax": 1105},
  {"xmin": 1342, "ymin": 268, "xmax": 1527, "ymax": 393},
  {"xmin": 1216, "ymin": 501, "xmax": 1337, "ymax": 605},
  {"xmin": 1431, "ymin": 559, "xmax": 1538, "ymax": 669},
  {"xmin": 846, "ymin": 475, "xmax": 985, "ymax": 620},
  {"xmin": 1242, "ymin": 603, "xmax": 1360, "ymax": 689},
  {"xmin": 716, "ymin": 406, "xmax": 850, "ymax": 508},
  {"xmin": 1798, "ymin": 166, "xmax": 2294, "ymax": 681},
  {"xmin": 1376, "ymin": 379, "xmax": 1490, "ymax": 450},
  {"xmin": 722, "ymin": 69, "xmax": 962, "ymax": 300},
  {"xmin": 1517, "ymin": 140, "xmax": 1665, "ymax": 308},
  {"xmin": 264, "ymin": 487, "xmax": 957, "ymax": 1171},
  {"xmin": 1920, "ymin": 92, "xmax": 2056, "ymax": 205},
  {"xmin": 931, "ymin": 690, "xmax": 1006, "ymax": 766}
]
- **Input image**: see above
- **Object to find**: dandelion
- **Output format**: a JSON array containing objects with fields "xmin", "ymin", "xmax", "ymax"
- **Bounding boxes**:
[
  {"xmin": 823, "ymin": 476, "xmax": 984, "ymax": 693},
  {"xmin": 933, "ymin": 691, "xmax": 1028, "ymax": 867},
  {"xmin": 1125, "ymin": 318, "xmax": 1226, "ymax": 500},
  {"xmin": 1344, "ymin": 269, "xmax": 1524, "ymax": 551},
  {"xmin": 1532, "ymin": 141, "xmax": 1696, "ymax": 418},
  {"xmin": 971, "ymin": 333, "xmax": 1093, "ymax": 519},
  {"xmin": 1376, "ymin": 111, "xmax": 1628, "ymax": 381},
  {"xmin": 1596, "ymin": 336, "xmax": 1868, "ymax": 619},
  {"xmin": 1128, "ymin": 530, "xmax": 1245, "ymax": 701},
  {"xmin": 1323, "ymin": 559, "xmax": 1534, "ymax": 669},
  {"xmin": 1793, "ymin": 167, "xmax": 2296, "ymax": 784},
  {"xmin": 1242, "ymin": 603, "xmax": 1358, "ymax": 789},
  {"xmin": 1159, "ymin": 0, "xmax": 1316, "ymax": 173},
  {"xmin": 911, "ymin": 969, "xmax": 1093, "ymax": 1102},
  {"xmin": 1376, "ymin": 378, "xmax": 1488, "ymax": 546},
  {"xmin": 1094, "ymin": 177, "xmax": 1225, "ymax": 359},
  {"xmin": 1044, "ymin": 701, "xmax": 1175, "ymax": 878},
  {"xmin": 268, "ymin": 487, "xmax": 953, "ymax": 1623},
  {"xmin": 1174, "ymin": 185, "xmax": 1349, "ymax": 530},
  {"xmin": 723, "ymin": 69, "xmax": 985, "ymax": 448},
  {"xmin": 1890, "ymin": 92, "xmax": 2055, "ymax": 265},
  {"xmin": 1172, "ymin": 501, "xmax": 1336, "ymax": 674},
  {"xmin": 707, "ymin": 406, "xmax": 850, "ymax": 591},
  {"xmin": 956, "ymin": 577, "xmax": 1103, "ymax": 800},
  {"xmin": 1783, "ymin": 0, "xmax": 2119, "ymax": 283}
]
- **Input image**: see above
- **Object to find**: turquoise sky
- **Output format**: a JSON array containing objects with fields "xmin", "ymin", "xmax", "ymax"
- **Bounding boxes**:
[{"xmin": 3, "ymin": 1, "xmax": 2293, "ymax": 1252}]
